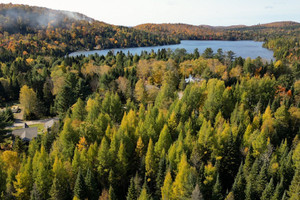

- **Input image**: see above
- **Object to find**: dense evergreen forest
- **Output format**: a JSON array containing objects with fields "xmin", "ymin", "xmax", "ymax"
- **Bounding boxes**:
[{"xmin": 0, "ymin": 3, "xmax": 300, "ymax": 200}]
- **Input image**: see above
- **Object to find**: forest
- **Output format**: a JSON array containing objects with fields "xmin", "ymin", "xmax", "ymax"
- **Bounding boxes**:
[{"xmin": 0, "ymin": 3, "xmax": 300, "ymax": 200}]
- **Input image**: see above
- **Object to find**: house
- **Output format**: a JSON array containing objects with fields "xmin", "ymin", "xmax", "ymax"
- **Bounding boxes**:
[
  {"xmin": 11, "ymin": 125, "xmax": 38, "ymax": 142},
  {"xmin": 185, "ymin": 74, "xmax": 202, "ymax": 83},
  {"xmin": 44, "ymin": 119, "xmax": 59, "ymax": 130}
]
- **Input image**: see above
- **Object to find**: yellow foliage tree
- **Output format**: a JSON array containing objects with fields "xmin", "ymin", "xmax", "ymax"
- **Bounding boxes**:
[{"xmin": 19, "ymin": 85, "xmax": 39, "ymax": 119}]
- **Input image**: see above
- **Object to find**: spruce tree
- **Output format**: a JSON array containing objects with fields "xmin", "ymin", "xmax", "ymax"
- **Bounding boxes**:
[
  {"xmin": 154, "ymin": 124, "xmax": 172, "ymax": 155},
  {"xmin": 145, "ymin": 139, "xmax": 156, "ymax": 182},
  {"xmin": 288, "ymin": 164, "xmax": 300, "ymax": 199},
  {"xmin": 161, "ymin": 171, "xmax": 172, "ymax": 200},
  {"xmin": 0, "ymin": 110, "xmax": 10, "ymax": 143},
  {"xmin": 72, "ymin": 98, "xmax": 87, "ymax": 121},
  {"xmin": 109, "ymin": 185, "xmax": 117, "ymax": 200},
  {"xmin": 261, "ymin": 178, "xmax": 274, "ymax": 200},
  {"xmin": 155, "ymin": 155, "xmax": 166, "ymax": 198},
  {"xmin": 127, "ymin": 178, "xmax": 137, "ymax": 200},
  {"xmin": 256, "ymin": 160, "xmax": 269, "ymax": 196},
  {"xmin": 271, "ymin": 177, "xmax": 283, "ymax": 200},
  {"xmin": 232, "ymin": 163, "xmax": 246, "ymax": 200},
  {"xmin": 73, "ymin": 169, "xmax": 86, "ymax": 200},
  {"xmin": 85, "ymin": 168, "xmax": 99, "ymax": 200},
  {"xmin": 212, "ymin": 174, "xmax": 223, "ymax": 200}
]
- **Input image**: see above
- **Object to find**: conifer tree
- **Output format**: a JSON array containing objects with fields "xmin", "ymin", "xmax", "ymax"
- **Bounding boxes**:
[
  {"xmin": 232, "ymin": 163, "xmax": 246, "ymax": 200},
  {"xmin": 245, "ymin": 159, "xmax": 260, "ymax": 200},
  {"xmin": 127, "ymin": 178, "xmax": 137, "ymax": 200},
  {"xmin": 161, "ymin": 171, "xmax": 172, "ymax": 200},
  {"xmin": 212, "ymin": 174, "xmax": 223, "ymax": 200},
  {"xmin": 72, "ymin": 98, "xmax": 87, "ymax": 121},
  {"xmin": 288, "ymin": 164, "xmax": 300, "ymax": 199},
  {"xmin": 155, "ymin": 124, "xmax": 172, "ymax": 155},
  {"xmin": 138, "ymin": 183, "xmax": 150, "ymax": 200},
  {"xmin": 172, "ymin": 153, "xmax": 195, "ymax": 199},
  {"xmin": 85, "ymin": 168, "xmax": 99, "ymax": 200},
  {"xmin": 13, "ymin": 157, "xmax": 33, "ymax": 200},
  {"xmin": 270, "ymin": 177, "xmax": 283, "ymax": 200},
  {"xmin": 59, "ymin": 118, "xmax": 79, "ymax": 160},
  {"xmin": 145, "ymin": 139, "xmax": 156, "ymax": 181},
  {"xmin": 97, "ymin": 137, "xmax": 111, "ymax": 185},
  {"xmin": 156, "ymin": 154, "xmax": 166, "ymax": 197},
  {"xmin": 109, "ymin": 185, "xmax": 117, "ymax": 200},
  {"xmin": 261, "ymin": 178, "xmax": 274, "ymax": 200},
  {"xmin": 73, "ymin": 169, "xmax": 86, "ymax": 200},
  {"xmin": 256, "ymin": 160, "xmax": 269, "ymax": 196}
]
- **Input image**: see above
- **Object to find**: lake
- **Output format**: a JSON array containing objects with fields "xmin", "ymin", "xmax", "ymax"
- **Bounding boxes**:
[{"xmin": 69, "ymin": 40, "xmax": 275, "ymax": 61}]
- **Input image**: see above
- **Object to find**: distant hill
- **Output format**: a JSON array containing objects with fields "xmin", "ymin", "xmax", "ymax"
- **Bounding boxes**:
[
  {"xmin": 0, "ymin": 4, "xmax": 178, "ymax": 57},
  {"xmin": 135, "ymin": 21, "xmax": 300, "ymax": 40}
]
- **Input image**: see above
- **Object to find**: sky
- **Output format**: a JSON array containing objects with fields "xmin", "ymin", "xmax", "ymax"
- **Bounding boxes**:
[{"xmin": 1, "ymin": 0, "xmax": 300, "ymax": 26}]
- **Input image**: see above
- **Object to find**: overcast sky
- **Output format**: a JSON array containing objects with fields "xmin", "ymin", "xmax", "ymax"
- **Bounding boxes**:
[{"xmin": 1, "ymin": 0, "xmax": 300, "ymax": 26}]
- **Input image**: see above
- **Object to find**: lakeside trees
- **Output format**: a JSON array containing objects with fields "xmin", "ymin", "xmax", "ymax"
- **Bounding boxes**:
[{"xmin": 0, "ymin": 4, "xmax": 300, "ymax": 200}]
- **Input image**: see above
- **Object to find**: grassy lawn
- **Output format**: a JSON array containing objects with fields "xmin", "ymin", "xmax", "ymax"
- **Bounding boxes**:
[{"xmin": 29, "ymin": 124, "xmax": 45, "ymax": 134}]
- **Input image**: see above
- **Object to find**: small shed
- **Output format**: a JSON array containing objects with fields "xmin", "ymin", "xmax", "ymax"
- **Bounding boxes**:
[{"xmin": 44, "ymin": 119, "xmax": 59, "ymax": 130}]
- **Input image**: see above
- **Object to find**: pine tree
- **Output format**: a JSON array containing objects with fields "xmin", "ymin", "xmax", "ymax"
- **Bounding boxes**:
[
  {"xmin": 49, "ymin": 157, "xmax": 72, "ymax": 200},
  {"xmin": 117, "ymin": 140, "xmax": 128, "ymax": 179},
  {"xmin": 55, "ymin": 73, "xmax": 78, "ymax": 116},
  {"xmin": 127, "ymin": 178, "xmax": 137, "ymax": 200},
  {"xmin": 232, "ymin": 163, "xmax": 246, "ymax": 200},
  {"xmin": 59, "ymin": 118, "xmax": 79, "ymax": 160},
  {"xmin": 156, "ymin": 155, "xmax": 166, "ymax": 197},
  {"xmin": 73, "ymin": 169, "xmax": 86, "ymax": 200},
  {"xmin": 138, "ymin": 183, "xmax": 150, "ymax": 200},
  {"xmin": 85, "ymin": 168, "xmax": 99, "ymax": 200},
  {"xmin": 172, "ymin": 153, "xmax": 195, "ymax": 199},
  {"xmin": 261, "ymin": 178, "xmax": 274, "ymax": 200},
  {"xmin": 271, "ymin": 177, "xmax": 283, "ymax": 200},
  {"xmin": 97, "ymin": 137, "xmax": 111, "ymax": 185},
  {"xmin": 256, "ymin": 160, "xmax": 269, "ymax": 196},
  {"xmin": 13, "ymin": 157, "xmax": 33, "ymax": 200},
  {"xmin": 145, "ymin": 139, "xmax": 156, "ymax": 181},
  {"xmin": 0, "ymin": 110, "xmax": 11, "ymax": 143},
  {"xmin": 218, "ymin": 134, "xmax": 240, "ymax": 191},
  {"xmin": 288, "ymin": 164, "xmax": 300, "ymax": 199},
  {"xmin": 49, "ymin": 177, "xmax": 63, "ymax": 200},
  {"xmin": 161, "ymin": 171, "xmax": 172, "ymax": 200},
  {"xmin": 34, "ymin": 153, "xmax": 51, "ymax": 200},
  {"xmin": 212, "ymin": 174, "xmax": 223, "ymax": 200},
  {"xmin": 109, "ymin": 185, "xmax": 117, "ymax": 200},
  {"xmin": 155, "ymin": 124, "xmax": 172, "ymax": 155},
  {"xmin": 72, "ymin": 98, "xmax": 87, "ymax": 121}
]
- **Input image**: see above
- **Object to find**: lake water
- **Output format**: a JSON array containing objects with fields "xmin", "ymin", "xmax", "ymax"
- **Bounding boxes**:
[{"xmin": 69, "ymin": 40, "xmax": 275, "ymax": 60}]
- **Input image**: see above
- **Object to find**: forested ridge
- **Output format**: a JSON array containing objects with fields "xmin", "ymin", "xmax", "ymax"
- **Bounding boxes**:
[
  {"xmin": 0, "ymin": 3, "xmax": 300, "ymax": 200},
  {"xmin": 135, "ymin": 21, "xmax": 300, "ymax": 41}
]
